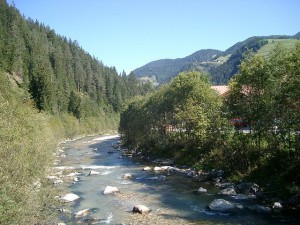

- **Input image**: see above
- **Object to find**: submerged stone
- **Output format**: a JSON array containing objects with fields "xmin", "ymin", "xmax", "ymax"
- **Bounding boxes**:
[{"xmin": 209, "ymin": 199, "xmax": 243, "ymax": 212}]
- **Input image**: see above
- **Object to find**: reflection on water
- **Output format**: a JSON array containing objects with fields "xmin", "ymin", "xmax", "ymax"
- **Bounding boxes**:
[{"xmin": 57, "ymin": 135, "xmax": 299, "ymax": 225}]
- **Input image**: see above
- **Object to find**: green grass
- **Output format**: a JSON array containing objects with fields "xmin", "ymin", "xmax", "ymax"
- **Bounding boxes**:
[{"xmin": 257, "ymin": 39, "xmax": 300, "ymax": 56}]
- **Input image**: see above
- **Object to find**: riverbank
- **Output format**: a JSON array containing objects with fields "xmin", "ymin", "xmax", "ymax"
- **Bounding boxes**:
[
  {"xmin": 51, "ymin": 135, "xmax": 299, "ymax": 225},
  {"xmin": 121, "ymin": 146, "xmax": 300, "ymax": 222}
]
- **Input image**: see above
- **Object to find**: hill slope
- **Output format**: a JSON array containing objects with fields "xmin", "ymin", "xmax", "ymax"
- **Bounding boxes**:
[
  {"xmin": 133, "ymin": 49, "xmax": 221, "ymax": 84},
  {"xmin": 0, "ymin": 0, "xmax": 152, "ymax": 116},
  {"xmin": 133, "ymin": 33, "xmax": 300, "ymax": 85}
]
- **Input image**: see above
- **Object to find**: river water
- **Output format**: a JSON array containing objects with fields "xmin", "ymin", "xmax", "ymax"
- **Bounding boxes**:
[{"xmin": 56, "ymin": 135, "xmax": 299, "ymax": 225}]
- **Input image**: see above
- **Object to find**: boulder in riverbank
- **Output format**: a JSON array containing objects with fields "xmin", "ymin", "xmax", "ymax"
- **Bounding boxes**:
[
  {"xmin": 88, "ymin": 170, "xmax": 100, "ymax": 176},
  {"xmin": 61, "ymin": 193, "xmax": 80, "ymax": 202},
  {"xmin": 132, "ymin": 205, "xmax": 151, "ymax": 214},
  {"xmin": 53, "ymin": 179, "xmax": 64, "ymax": 185},
  {"xmin": 74, "ymin": 208, "xmax": 90, "ymax": 218}
]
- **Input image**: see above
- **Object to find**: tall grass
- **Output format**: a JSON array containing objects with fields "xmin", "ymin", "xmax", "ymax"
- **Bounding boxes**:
[{"xmin": 0, "ymin": 72, "xmax": 119, "ymax": 224}]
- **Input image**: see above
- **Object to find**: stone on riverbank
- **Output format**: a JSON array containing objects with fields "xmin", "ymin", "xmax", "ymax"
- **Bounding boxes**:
[
  {"xmin": 74, "ymin": 208, "xmax": 90, "ymax": 218},
  {"xmin": 103, "ymin": 186, "xmax": 119, "ymax": 194},
  {"xmin": 53, "ymin": 179, "xmax": 64, "ymax": 185},
  {"xmin": 88, "ymin": 170, "xmax": 100, "ymax": 176},
  {"xmin": 132, "ymin": 205, "xmax": 151, "ymax": 214},
  {"xmin": 61, "ymin": 193, "xmax": 80, "ymax": 202},
  {"xmin": 67, "ymin": 172, "xmax": 82, "ymax": 177}
]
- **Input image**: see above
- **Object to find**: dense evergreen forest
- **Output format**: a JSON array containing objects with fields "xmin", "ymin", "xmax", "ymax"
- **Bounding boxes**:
[
  {"xmin": 0, "ymin": 0, "xmax": 152, "ymax": 117},
  {"xmin": 0, "ymin": 0, "xmax": 152, "ymax": 223},
  {"xmin": 120, "ymin": 44, "xmax": 300, "ymax": 202}
]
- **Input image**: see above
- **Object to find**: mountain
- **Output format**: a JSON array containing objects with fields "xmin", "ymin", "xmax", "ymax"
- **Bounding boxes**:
[
  {"xmin": 133, "ymin": 49, "xmax": 221, "ymax": 84},
  {"xmin": 133, "ymin": 33, "xmax": 300, "ymax": 85}
]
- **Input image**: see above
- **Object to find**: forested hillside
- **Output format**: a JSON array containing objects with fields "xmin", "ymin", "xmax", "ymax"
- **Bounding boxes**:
[
  {"xmin": 0, "ymin": 0, "xmax": 152, "ymax": 117},
  {"xmin": 133, "ymin": 33, "xmax": 300, "ymax": 85},
  {"xmin": 133, "ymin": 49, "xmax": 220, "ymax": 84}
]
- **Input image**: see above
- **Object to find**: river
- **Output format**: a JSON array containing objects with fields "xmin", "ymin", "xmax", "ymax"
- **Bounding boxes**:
[{"xmin": 55, "ymin": 135, "xmax": 299, "ymax": 224}]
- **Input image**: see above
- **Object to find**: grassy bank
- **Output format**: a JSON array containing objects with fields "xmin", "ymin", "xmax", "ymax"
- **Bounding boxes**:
[{"xmin": 0, "ymin": 72, "xmax": 119, "ymax": 224}]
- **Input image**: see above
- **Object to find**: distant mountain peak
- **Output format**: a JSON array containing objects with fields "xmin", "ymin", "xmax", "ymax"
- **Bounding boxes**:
[
  {"xmin": 133, "ymin": 49, "xmax": 221, "ymax": 84},
  {"xmin": 133, "ymin": 32, "xmax": 300, "ymax": 85}
]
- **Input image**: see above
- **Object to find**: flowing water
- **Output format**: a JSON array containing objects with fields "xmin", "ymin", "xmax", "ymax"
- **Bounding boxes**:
[{"xmin": 56, "ymin": 135, "xmax": 299, "ymax": 225}]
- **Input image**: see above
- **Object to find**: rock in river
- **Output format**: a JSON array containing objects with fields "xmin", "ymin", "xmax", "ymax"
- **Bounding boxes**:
[
  {"xmin": 146, "ymin": 175, "xmax": 166, "ymax": 181},
  {"xmin": 143, "ymin": 166, "xmax": 152, "ymax": 171},
  {"xmin": 218, "ymin": 186, "xmax": 237, "ymax": 196},
  {"xmin": 103, "ymin": 186, "xmax": 119, "ymax": 194},
  {"xmin": 197, "ymin": 187, "xmax": 208, "ymax": 193},
  {"xmin": 122, "ymin": 173, "xmax": 134, "ymax": 179},
  {"xmin": 132, "ymin": 205, "xmax": 151, "ymax": 214},
  {"xmin": 247, "ymin": 204, "xmax": 271, "ymax": 214},
  {"xmin": 209, "ymin": 199, "xmax": 243, "ymax": 212}
]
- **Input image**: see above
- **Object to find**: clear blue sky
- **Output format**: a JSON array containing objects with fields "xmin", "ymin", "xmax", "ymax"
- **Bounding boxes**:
[{"xmin": 7, "ymin": 0, "xmax": 300, "ymax": 74}]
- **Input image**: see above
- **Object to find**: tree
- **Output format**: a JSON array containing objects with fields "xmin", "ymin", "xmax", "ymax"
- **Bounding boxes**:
[
  {"xmin": 68, "ymin": 90, "xmax": 82, "ymax": 120},
  {"xmin": 120, "ymin": 71, "xmax": 226, "ymax": 163}
]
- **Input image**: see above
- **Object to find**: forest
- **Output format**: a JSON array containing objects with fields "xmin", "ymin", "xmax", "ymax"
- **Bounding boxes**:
[{"xmin": 120, "ymin": 44, "xmax": 300, "ymax": 202}]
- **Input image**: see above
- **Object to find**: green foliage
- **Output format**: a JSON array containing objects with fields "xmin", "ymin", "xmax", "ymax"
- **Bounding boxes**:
[
  {"xmin": 0, "ymin": 71, "xmax": 56, "ymax": 224},
  {"xmin": 0, "ymin": 70, "xmax": 120, "ymax": 224},
  {"xmin": 121, "ymin": 43, "xmax": 300, "ymax": 199},
  {"xmin": 120, "ymin": 71, "xmax": 229, "ymax": 164},
  {"xmin": 224, "ymin": 42, "xmax": 300, "ymax": 193}
]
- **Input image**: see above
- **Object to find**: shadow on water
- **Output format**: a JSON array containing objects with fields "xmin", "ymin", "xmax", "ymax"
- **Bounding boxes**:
[{"xmin": 60, "ymin": 135, "xmax": 300, "ymax": 225}]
